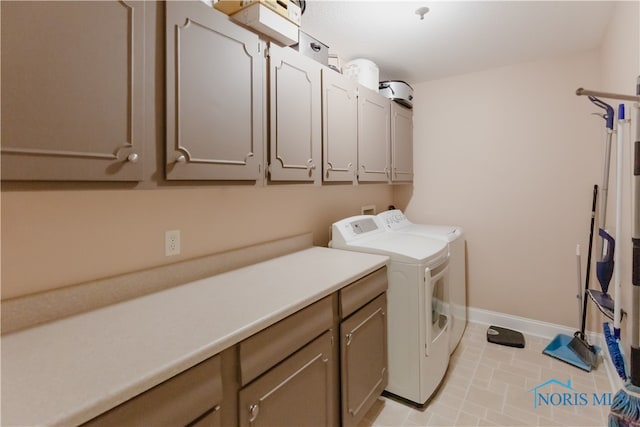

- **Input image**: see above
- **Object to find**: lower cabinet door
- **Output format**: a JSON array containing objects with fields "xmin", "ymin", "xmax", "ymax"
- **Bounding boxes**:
[
  {"xmin": 238, "ymin": 331, "xmax": 336, "ymax": 427},
  {"xmin": 340, "ymin": 294, "xmax": 388, "ymax": 427}
]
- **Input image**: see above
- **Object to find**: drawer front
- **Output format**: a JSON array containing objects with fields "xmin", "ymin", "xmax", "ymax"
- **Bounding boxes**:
[
  {"xmin": 238, "ymin": 331, "xmax": 337, "ymax": 427},
  {"xmin": 339, "ymin": 267, "xmax": 387, "ymax": 319},
  {"xmin": 84, "ymin": 355, "xmax": 223, "ymax": 426},
  {"xmin": 239, "ymin": 295, "xmax": 334, "ymax": 386}
]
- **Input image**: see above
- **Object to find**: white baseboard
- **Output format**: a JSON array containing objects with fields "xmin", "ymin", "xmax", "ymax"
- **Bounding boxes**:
[
  {"xmin": 467, "ymin": 306, "xmax": 625, "ymax": 391},
  {"xmin": 467, "ymin": 306, "xmax": 592, "ymax": 340}
]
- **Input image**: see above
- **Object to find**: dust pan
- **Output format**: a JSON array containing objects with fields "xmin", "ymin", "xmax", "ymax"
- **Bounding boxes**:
[{"xmin": 542, "ymin": 333, "xmax": 597, "ymax": 372}]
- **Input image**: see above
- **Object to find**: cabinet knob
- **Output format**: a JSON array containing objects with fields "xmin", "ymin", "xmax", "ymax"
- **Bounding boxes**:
[
  {"xmin": 127, "ymin": 153, "xmax": 139, "ymax": 163},
  {"xmin": 176, "ymin": 154, "xmax": 187, "ymax": 163},
  {"xmin": 249, "ymin": 404, "xmax": 260, "ymax": 423}
]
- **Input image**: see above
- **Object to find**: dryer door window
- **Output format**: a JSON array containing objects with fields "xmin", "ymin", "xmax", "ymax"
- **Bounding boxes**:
[{"xmin": 425, "ymin": 263, "xmax": 449, "ymax": 356}]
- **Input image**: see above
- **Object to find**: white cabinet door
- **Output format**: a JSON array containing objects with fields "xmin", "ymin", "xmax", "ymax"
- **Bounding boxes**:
[
  {"xmin": 391, "ymin": 103, "xmax": 413, "ymax": 183},
  {"xmin": 357, "ymin": 87, "xmax": 390, "ymax": 183},
  {"xmin": 165, "ymin": 1, "xmax": 263, "ymax": 182},
  {"xmin": 322, "ymin": 69, "xmax": 358, "ymax": 183},
  {"xmin": 268, "ymin": 44, "xmax": 322, "ymax": 184}
]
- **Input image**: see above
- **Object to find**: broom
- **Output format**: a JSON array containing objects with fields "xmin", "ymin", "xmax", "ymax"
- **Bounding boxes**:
[{"xmin": 609, "ymin": 77, "xmax": 640, "ymax": 427}]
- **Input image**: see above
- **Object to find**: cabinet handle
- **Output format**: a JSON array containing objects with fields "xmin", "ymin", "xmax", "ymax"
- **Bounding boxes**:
[
  {"xmin": 127, "ymin": 153, "xmax": 139, "ymax": 163},
  {"xmin": 248, "ymin": 404, "xmax": 259, "ymax": 423},
  {"xmin": 176, "ymin": 154, "xmax": 187, "ymax": 163},
  {"xmin": 345, "ymin": 332, "xmax": 353, "ymax": 346}
]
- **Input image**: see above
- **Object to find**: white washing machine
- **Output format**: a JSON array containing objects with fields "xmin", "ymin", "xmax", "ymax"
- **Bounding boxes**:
[
  {"xmin": 330, "ymin": 215, "xmax": 451, "ymax": 406},
  {"xmin": 377, "ymin": 209, "xmax": 467, "ymax": 354}
]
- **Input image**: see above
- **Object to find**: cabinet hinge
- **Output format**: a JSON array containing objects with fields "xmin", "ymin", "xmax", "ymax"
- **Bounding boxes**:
[{"xmin": 264, "ymin": 45, "xmax": 270, "ymax": 58}]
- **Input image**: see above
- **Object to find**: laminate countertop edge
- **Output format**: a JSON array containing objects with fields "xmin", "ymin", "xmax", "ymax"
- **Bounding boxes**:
[{"xmin": 1, "ymin": 246, "xmax": 388, "ymax": 426}]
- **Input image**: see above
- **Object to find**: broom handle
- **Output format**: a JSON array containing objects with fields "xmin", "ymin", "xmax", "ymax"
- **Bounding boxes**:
[{"xmin": 582, "ymin": 185, "xmax": 598, "ymax": 337}]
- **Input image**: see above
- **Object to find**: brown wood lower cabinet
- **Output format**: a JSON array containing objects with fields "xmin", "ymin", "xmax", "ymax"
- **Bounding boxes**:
[
  {"xmin": 339, "ymin": 268, "xmax": 389, "ymax": 427},
  {"xmin": 84, "ymin": 355, "xmax": 223, "ymax": 427},
  {"xmin": 340, "ymin": 295, "xmax": 387, "ymax": 427},
  {"xmin": 238, "ymin": 331, "xmax": 336, "ymax": 427},
  {"xmin": 83, "ymin": 267, "xmax": 387, "ymax": 426}
]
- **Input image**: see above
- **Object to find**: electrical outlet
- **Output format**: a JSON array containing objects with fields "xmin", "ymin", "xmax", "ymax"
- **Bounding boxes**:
[
  {"xmin": 361, "ymin": 205, "xmax": 376, "ymax": 215},
  {"xmin": 165, "ymin": 230, "xmax": 181, "ymax": 256}
]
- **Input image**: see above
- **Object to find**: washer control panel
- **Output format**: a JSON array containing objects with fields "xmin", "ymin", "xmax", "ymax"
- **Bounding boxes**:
[
  {"xmin": 331, "ymin": 215, "xmax": 384, "ymax": 246},
  {"xmin": 377, "ymin": 210, "xmax": 410, "ymax": 230}
]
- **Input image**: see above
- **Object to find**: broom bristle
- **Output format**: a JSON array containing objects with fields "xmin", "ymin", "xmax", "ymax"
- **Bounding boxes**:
[{"xmin": 609, "ymin": 386, "xmax": 640, "ymax": 426}]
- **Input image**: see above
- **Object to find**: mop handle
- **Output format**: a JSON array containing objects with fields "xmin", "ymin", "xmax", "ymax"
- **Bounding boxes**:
[
  {"xmin": 589, "ymin": 97, "xmax": 614, "ymax": 253},
  {"xmin": 631, "ymin": 78, "xmax": 640, "ymax": 387},
  {"xmin": 614, "ymin": 104, "xmax": 624, "ymax": 333}
]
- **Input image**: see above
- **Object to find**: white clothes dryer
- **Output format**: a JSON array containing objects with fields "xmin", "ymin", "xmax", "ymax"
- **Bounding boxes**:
[
  {"xmin": 377, "ymin": 209, "xmax": 467, "ymax": 354},
  {"xmin": 330, "ymin": 215, "xmax": 450, "ymax": 406}
]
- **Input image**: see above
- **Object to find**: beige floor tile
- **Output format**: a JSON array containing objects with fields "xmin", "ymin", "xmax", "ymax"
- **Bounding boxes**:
[
  {"xmin": 455, "ymin": 411, "xmax": 480, "ymax": 426},
  {"xmin": 484, "ymin": 409, "xmax": 530, "ymax": 426},
  {"xmin": 459, "ymin": 400, "xmax": 489, "ymax": 419},
  {"xmin": 363, "ymin": 323, "xmax": 610, "ymax": 427},
  {"xmin": 465, "ymin": 385, "xmax": 504, "ymax": 412},
  {"xmin": 491, "ymin": 367, "xmax": 526, "ymax": 387},
  {"xmin": 502, "ymin": 404, "xmax": 539, "ymax": 425},
  {"xmin": 498, "ymin": 359, "xmax": 544, "ymax": 380}
]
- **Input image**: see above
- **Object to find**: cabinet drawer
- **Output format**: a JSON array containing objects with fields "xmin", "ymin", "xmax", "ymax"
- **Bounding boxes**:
[
  {"xmin": 239, "ymin": 331, "xmax": 336, "ymax": 427},
  {"xmin": 239, "ymin": 296, "xmax": 333, "ymax": 386},
  {"xmin": 339, "ymin": 267, "xmax": 387, "ymax": 319},
  {"xmin": 84, "ymin": 355, "xmax": 223, "ymax": 426}
]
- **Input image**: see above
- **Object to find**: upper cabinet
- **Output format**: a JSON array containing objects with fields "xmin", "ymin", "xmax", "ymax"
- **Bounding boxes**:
[
  {"xmin": 267, "ymin": 44, "xmax": 322, "ymax": 185},
  {"xmin": 390, "ymin": 103, "xmax": 413, "ymax": 183},
  {"xmin": 357, "ymin": 87, "xmax": 391, "ymax": 183},
  {"xmin": 1, "ymin": 0, "xmax": 413, "ymax": 185},
  {"xmin": 0, "ymin": 0, "xmax": 145, "ymax": 181},
  {"xmin": 165, "ymin": 1, "xmax": 263, "ymax": 182},
  {"xmin": 321, "ymin": 69, "xmax": 358, "ymax": 184}
]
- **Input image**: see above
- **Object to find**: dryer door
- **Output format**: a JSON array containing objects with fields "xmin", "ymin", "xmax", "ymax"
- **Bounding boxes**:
[{"xmin": 425, "ymin": 262, "xmax": 449, "ymax": 356}]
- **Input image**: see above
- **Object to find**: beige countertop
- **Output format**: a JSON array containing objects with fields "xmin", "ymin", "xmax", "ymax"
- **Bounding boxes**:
[{"xmin": 1, "ymin": 246, "xmax": 388, "ymax": 426}]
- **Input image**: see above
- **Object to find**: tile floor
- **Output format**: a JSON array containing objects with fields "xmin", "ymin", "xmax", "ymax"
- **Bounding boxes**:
[{"xmin": 360, "ymin": 322, "xmax": 613, "ymax": 426}]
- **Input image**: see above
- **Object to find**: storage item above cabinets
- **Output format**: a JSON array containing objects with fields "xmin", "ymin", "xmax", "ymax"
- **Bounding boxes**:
[
  {"xmin": 379, "ymin": 80, "xmax": 414, "ymax": 109},
  {"xmin": 292, "ymin": 30, "xmax": 329, "ymax": 66},
  {"xmin": 344, "ymin": 58, "xmax": 380, "ymax": 92},
  {"xmin": 214, "ymin": 0, "xmax": 301, "ymax": 25},
  {"xmin": 231, "ymin": 2, "xmax": 299, "ymax": 46}
]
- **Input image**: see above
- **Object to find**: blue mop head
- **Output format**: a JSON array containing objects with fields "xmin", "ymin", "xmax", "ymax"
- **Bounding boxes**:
[
  {"xmin": 604, "ymin": 322, "xmax": 627, "ymax": 380},
  {"xmin": 609, "ymin": 384, "xmax": 640, "ymax": 427}
]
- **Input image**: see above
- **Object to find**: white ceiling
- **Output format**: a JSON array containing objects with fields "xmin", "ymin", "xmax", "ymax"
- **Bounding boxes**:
[{"xmin": 300, "ymin": 1, "xmax": 617, "ymax": 84}]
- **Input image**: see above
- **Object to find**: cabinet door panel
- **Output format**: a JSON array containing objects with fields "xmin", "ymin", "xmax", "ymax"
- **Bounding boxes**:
[
  {"xmin": 268, "ymin": 44, "xmax": 321, "ymax": 184},
  {"xmin": 340, "ymin": 294, "xmax": 388, "ymax": 427},
  {"xmin": 1, "ymin": 0, "xmax": 144, "ymax": 181},
  {"xmin": 166, "ymin": 1, "xmax": 262, "ymax": 181},
  {"xmin": 239, "ymin": 331, "xmax": 336, "ymax": 427},
  {"xmin": 357, "ymin": 88, "xmax": 390, "ymax": 182},
  {"xmin": 322, "ymin": 69, "xmax": 357, "ymax": 183},
  {"xmin": 391, "ymin": 103, "xmax": 413, "ymax": 182}
]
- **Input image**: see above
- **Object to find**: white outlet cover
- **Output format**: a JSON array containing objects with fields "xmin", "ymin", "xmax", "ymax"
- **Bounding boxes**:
[{"xmin": 165, "ymin": 230, "xmax": 181, "ymax": 256}]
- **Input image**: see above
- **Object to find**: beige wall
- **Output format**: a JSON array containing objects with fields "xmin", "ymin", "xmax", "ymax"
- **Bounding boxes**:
[
  {"xmin": 401, "ymin": 50, "xmax": 605, "ymax": 329},
  {"xmin": 399, "ymin": 1, "xmax": 639, "ymax": 332},
  {"xmin": 1, "ymin": 184, "xmax": 392, "ymax": 299}
]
